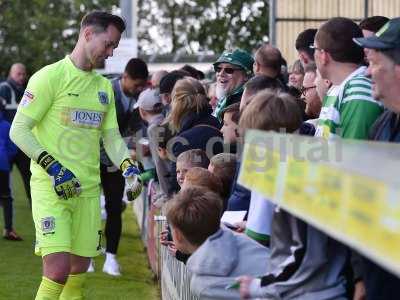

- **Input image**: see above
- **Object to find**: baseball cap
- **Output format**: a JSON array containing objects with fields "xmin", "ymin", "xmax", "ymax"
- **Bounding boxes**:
[
  {"xmin": 353, "ymin": 17, "xmax": 400, "ymax": 49},
  {"xmin": 134, "ymin": 89, "xmax": 162, "ymax": 111},
  {"xmin": 213, "ymin": 49, "xmax": 254, "ymax": 75}
]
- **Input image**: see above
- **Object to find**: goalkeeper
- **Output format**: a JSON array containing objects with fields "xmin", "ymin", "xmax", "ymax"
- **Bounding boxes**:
[{"xmin": 9, "ymin": 11, "xmax": 141, "ymax": 300}]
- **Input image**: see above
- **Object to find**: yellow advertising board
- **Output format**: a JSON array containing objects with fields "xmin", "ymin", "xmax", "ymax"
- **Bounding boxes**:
[{"xmin": 238, "ymin": 130, "xmax": 400, "ymax": 276}]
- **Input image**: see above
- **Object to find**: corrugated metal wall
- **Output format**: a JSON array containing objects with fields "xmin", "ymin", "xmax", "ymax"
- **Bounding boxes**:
[{"xmin": 273, "ymin": 0, "xmax": 400, "ymax": 65}]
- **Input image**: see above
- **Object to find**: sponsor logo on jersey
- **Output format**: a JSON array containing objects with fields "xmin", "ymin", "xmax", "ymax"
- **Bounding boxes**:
[
  {"xmin": 98, "ymin": 92, "xmax": 109, "ymax": 105},
  {"xmin": 20, "ymin": 90, "xmax": 35, "ymax": 107},
  {"xmin": 68, "ymin": 109, "xmax": 104, "ymax": 128},
  {"xmin": 41, "ymin": 216, "xmax": 55, "ymax": 235}
]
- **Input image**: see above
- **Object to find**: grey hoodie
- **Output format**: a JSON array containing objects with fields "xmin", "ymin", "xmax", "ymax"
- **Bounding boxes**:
[
  {"xmin": 253, "ymin": 209, "xmax": 348, "ymax": 300},
  {"xmin": 186, "ymin": 227, "xmax": 270, "ymax": 299}
]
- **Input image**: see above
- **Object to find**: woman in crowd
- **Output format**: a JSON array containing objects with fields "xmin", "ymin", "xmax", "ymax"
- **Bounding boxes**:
[{"xmin": 168, "ymin": 77, "xmax": 224, "ymax": 192}]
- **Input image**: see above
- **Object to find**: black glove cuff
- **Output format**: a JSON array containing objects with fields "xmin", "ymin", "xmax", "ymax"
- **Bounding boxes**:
[{"xmin": 37, "ymin": 151, "xmax": 56, "ymax": 171}]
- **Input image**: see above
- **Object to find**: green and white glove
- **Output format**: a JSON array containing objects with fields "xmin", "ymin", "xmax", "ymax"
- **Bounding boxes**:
[{"xmin": 120, "ymin": 158, "xmax": 142, "ymax": 201}]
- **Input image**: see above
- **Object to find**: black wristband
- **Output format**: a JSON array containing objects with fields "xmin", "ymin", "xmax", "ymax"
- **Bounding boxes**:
[
  {"xmin": 37, "ymin": 151, "xmax": 56, "ymax": 170},
  {"xmin": 37, "ymin": 151, "xmax": 48, "ymax": 164}
]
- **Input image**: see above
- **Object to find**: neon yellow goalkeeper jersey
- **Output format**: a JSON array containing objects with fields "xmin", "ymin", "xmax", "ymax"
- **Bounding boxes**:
[{"xmin": 18, "ymin": 56, "xmax": 118, "ymax": 195}]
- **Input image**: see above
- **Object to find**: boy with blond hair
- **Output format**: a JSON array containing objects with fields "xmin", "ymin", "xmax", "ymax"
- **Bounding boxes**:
[{"xmin": 175, "ymin": 149, "xmax": 209, "ymax": 187}]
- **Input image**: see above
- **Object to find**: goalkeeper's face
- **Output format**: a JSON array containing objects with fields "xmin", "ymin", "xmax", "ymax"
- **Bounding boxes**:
[{"xmin": 85, "ymin": 24, "xmax": 121, "ymax": 68}]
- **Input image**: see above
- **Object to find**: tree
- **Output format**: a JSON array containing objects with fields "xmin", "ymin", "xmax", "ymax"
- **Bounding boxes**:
[
  {"xmin": 0, "ymin": 0, "xmax": 118, "ymax": 78},
  {"xmin": 137, "ymin": 0, "xmax": 269, "ymax": 55}
]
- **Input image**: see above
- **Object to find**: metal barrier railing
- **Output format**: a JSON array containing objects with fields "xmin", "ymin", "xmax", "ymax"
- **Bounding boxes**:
[
  {"xmin": 132, "ymin": 182, "xmax": 199, "ymax": 300},
  {"xmin": 156, "ymin": 218, "xmax": 200, "ymax": 300}
]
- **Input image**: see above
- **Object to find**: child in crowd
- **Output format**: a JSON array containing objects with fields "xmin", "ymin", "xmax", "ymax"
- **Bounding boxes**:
[
  {"xmin": 240, "ymin": 91, "xmax": 302, "ymax": 247},
  {"xmin": 208, "ymin": 153, "xmax": 236, "ymax": 210},
  {"xmin": 238, "ymin": 90, "xmax": 348, "ymax": 298},
  {"xmin": 226, "ymin": 74, "xmax": 285, "ymax": 212},
  {"xmin": 160, "ymin": 149, "xmax": 210, "ymax": 261},
  {"xmin": 166, "ymin": 186, "xmax": 269, "ymax": 300},
  {"xmin": 288, "ymin": 59, "xmax": 305, "ymax": 93},
  {"xmin": 137, "ymin": 89, "xmax": 174, "ymax": 205},
  {"xmin": 181, "ymin": 167, "xmax": 223, "ymax": 197},
  {"xmin": 220, "ymin": 103, "xmax": 240, "ymax": 154},
  {"xmin": 0, "ymin": 100, "xmax": 20, "ymax": 240},
  {"xmin": 175, "ymin": 149, "xmax": 210, "ymax": 188}
]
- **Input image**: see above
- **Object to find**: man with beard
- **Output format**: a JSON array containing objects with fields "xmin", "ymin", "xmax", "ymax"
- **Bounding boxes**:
[
  {"xmin": 98, "ymin": 58, "xmax": 148, "ymax": 276},
  {"xmin": 10, "ymin": 11, "xmax": 142, "ymax": 299},
  {"xmin": 213, "ymin": 49, "xmax": 254, "ymax": 121}
]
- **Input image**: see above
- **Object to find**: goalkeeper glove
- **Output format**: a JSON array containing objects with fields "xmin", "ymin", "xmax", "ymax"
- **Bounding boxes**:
[
  {"xmin": 120, "ymin": 158, "xmax": 142, "ymax": 201},
  {"xmin": 38, "ymin": 151, "xmax": 81, "ymax": 200}
]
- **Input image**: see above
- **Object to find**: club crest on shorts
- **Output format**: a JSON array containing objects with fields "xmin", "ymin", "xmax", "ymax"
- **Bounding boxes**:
[
  {"xmin": 98, "ymin": 91, "xmax": 109, "ymax": 105},
  {"xmin": 41, "ymin": 217, "xmax": 55, "ymax": 234}
]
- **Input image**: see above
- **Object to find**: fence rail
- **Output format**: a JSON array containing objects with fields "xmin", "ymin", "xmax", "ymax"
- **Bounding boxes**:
[{"xmin": 132, "ymin": 182, "xmax": 199, "ymax": 300}]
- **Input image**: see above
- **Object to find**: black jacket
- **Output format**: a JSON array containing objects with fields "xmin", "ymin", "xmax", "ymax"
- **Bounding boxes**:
[
  {"xmin": 369, "ymin": 110, "xmax": 400, "ymax": 142},
  {"xmin": 362, "ymin": 109, "xmax": 400, "ymax": 300},
  {"xmin": 170, "ymin": 107, "xmax": 223, "ymax": 192}
]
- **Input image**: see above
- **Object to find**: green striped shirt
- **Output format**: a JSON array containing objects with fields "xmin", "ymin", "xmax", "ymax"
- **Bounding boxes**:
[{"xmin": 315, "ymin": 66, "xmax": 383, "ymax": 140}]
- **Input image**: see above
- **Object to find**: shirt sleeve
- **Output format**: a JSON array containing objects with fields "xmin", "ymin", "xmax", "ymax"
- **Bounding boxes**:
[
  {"xmin": 340, "ymin": 78, "xmax": 383, "ymax": 139},
  {"xmin": 102, "ymin": 127, "xmax": 131, "ymax": 169},
  {"xmin": 17, "ymin": 68, "xmax": 54, "ymax": 122},
  {"xmin": 9, "ymin": 112, "xmax": 46, "ymax": 161}
]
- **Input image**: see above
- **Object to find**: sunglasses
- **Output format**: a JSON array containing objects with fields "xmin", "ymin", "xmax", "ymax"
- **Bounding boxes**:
[
  {"xmin": 301, "ymin": 85, "xmax": 316, "ymax": 96},
  {"xmin": 214, "ymin": 66, "xmax": 241, "ymax": 74}
]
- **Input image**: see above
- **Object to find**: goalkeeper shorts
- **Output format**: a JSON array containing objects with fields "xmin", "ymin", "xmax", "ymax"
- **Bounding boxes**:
[{"xmin": 31, "ymin": 188, "xmax": 102, "ymax": 258}]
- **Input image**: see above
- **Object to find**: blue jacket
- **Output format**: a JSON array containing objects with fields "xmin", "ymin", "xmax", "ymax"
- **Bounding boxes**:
[
  {"xmin": 0, "ymin": 111, "xmax": 17, "ymax": 171},
  {"xmin": 226, "ymin": 161, "xmax": 251, "ymax": 211}
]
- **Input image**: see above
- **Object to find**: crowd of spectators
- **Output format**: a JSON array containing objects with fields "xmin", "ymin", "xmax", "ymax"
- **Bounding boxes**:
[
  {"xmin": 2, "ymin": 13, "xmax": 400, "ymax": 300},
  {"xmin": 145, "ymin": 15, "xmax": 399, "ymax": 300}
]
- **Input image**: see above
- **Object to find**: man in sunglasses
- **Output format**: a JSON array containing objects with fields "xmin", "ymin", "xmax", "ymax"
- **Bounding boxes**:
[{"xmin": 212, "ymin": 49, "xmax": 254, "ymax": 121}]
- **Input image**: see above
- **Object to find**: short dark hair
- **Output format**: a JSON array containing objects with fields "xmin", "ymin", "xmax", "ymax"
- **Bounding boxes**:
[
  {"xmin": 159, "ymin": 70, "xmax": 186, "ymax": 94},
  {"xmin": 316, "ymin": 17, "xmax": 364, "ymax": 64},
  {"xmin": 166, "ymin": 186, "xmax": 222, "ymax": 246},
  {"xmin": 295, "ymin": 28, "xmax": 318, "ymax": 59},
  {"xmin": 181, "ymin": 65, "xmax": 205, "ymax": 80},
  {"xmin": 222, "ymin": 102, "xmax": 240, "ymax": 124},
  {"xmin": 124, "ymin": 58, "xmax": 149, "ymax": 80},
  {"xmin": 359, "ymin": 16, "xmax": 389, "ymax": 33},
  {"xmin": 81, "ymin": 11, "xmax": 126, "ymax": 33},
  {"xmin": 245, "ymin": 74, "xmax": 285, "ymax": 94}
]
